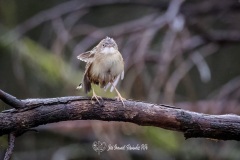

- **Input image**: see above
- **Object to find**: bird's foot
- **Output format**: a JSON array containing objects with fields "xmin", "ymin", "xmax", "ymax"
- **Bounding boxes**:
[
  {"xmin": 115, "ymin": 95, "xmax": 126, "ymax": 107},
  {"xmin": 91, "ymin": 89, "xmax": 104, "ymax": 106},
  {"xmin": 112, "ymin": 85, "xmax": 126, "ymax": 107}
]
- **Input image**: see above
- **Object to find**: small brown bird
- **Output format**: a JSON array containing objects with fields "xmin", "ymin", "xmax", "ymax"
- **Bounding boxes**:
[{"xmin": 77, "ymin": 37, "xmax": 125, "ymax": 105}]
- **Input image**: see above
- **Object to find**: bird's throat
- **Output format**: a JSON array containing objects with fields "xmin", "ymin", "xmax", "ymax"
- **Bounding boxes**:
[{"xmin": 101, "ymin": 47, "xmax": 116, "ymax": 54}]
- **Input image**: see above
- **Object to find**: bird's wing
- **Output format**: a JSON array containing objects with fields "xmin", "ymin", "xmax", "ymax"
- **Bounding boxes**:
[{"xmin": 77, "ymin": 51, "xmax": 95, "ymax": 62}]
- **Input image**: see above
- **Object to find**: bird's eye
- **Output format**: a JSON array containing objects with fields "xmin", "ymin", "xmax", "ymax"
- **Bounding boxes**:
[{"xmin": 102, "ymin": 44, "xmax": 105, "ymax": 47}]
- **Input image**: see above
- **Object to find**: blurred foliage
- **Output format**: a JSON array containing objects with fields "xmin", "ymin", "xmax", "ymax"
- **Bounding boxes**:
[
  {"xmin": 1, "ymin": 0, "xmax": 240, "ymax": 159},
  {"xmin": 144, "ymin": 127, "xmax": 180, "ymax": 152}
]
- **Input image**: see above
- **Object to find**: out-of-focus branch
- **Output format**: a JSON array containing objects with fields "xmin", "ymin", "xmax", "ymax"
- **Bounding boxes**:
[
  {"xmin": 4, "ymin": 0, "xmax": 239, "ymax": 45},
  {"xmin": 189, "ymin": 20, "xmax": 240, "ymax": 43},
  {"xmin": 1, "ymin": 0, "xmax": 164, "ymax": 44},
  {"xmin": 164, "ymin": 44, "xmax": 219, "ymax": 102},
  {"xmin": 1, "ymin": 91, "xmax": 240, "ymax": 141},
  {"xmin": 215, "ymin": 76, "xmax": 240, "ymax": 100},
  {"xmin": 177, "ymin": 100, "xmax": 240, "ymax": 115},
  {"xmin": 182, "ymin": 0, "xmax": 240, "ymax": 17}
]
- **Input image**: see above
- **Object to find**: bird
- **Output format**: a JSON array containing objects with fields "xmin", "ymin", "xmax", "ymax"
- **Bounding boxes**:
[{"xmin": 77, "ymin": 37, "xmax": 125, "ymax": 106}]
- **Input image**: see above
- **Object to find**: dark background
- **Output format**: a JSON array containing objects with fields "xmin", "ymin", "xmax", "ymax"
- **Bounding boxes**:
[{"xmin": 1, "ymin": 0, "xmax": 240, "ymax": 159}]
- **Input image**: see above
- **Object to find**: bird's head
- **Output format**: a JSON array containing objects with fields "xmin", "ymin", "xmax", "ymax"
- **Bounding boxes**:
[{"xmin": 97, "ymin": 37, "xmax": 118, "ymax": 54}]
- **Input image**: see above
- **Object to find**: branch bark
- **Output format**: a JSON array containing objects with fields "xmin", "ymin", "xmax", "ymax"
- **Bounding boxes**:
[{"xmin": 1, "ymin": 94, "xmax": 240, "ymax": 141}]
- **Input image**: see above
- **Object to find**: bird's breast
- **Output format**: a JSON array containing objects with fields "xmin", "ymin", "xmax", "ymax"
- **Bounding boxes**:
[{"xmin": 90, "ymin": 53, "xmax": 124, "ymax": 82}]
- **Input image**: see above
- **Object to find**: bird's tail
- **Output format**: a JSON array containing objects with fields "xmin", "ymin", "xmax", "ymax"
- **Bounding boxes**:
[
  {"xmin": 83, "ymin": 74, "xmax": 91, "ymax": 93},
  {"xmin": 76, "ymin": 83, "xmax": 83, "ymax": 90},
  {"xmin": 76, "ymin": 74, "xmax": 91, "ymax": 93}
]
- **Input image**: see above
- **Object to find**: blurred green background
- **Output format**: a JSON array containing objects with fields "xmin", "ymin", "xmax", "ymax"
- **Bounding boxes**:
[{"xmin": 1, "ymin": 0, "xmax": 240, "ymax": 159}]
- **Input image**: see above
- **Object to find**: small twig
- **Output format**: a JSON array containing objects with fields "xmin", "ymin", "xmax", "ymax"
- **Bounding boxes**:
[
  {"xmin": 4, "ymin": 133, "xmax": 16, "ymax": 160},
  {"xmin": 0, "ymin": 89, "xmax": 25, "ymax": 109}
]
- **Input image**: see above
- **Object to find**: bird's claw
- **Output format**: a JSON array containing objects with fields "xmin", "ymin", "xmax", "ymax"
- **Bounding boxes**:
[
  {"xmin": 115, "ymin": 96, "xmax": 126, "ymax": 107},
  {"xmin": 91, "ymin": 90, "xmax": 104, "ymax": 106}
]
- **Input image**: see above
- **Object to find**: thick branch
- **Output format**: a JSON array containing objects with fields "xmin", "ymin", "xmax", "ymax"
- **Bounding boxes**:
[{"xmin": 0, "ymin": 96, "xmax": 240, "ymax": 140}]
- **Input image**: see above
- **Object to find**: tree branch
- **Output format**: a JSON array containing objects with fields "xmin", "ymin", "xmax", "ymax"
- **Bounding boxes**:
[
  {"xmin": 0, "ymin": 93, "xmax": 240, "ymax": 141},
  {"xmin": 4, "ymin": 133, "xmax": 16, "ymax": 160},
  {"xmin": 0, "ymin": 89, "xmax": 25, "ymax": 109}
]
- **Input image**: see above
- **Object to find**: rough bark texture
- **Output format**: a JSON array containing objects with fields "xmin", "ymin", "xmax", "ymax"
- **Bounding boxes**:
[{"xmin": 1, "ymin": 96, "xmax": 240, "ymax": 140}]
